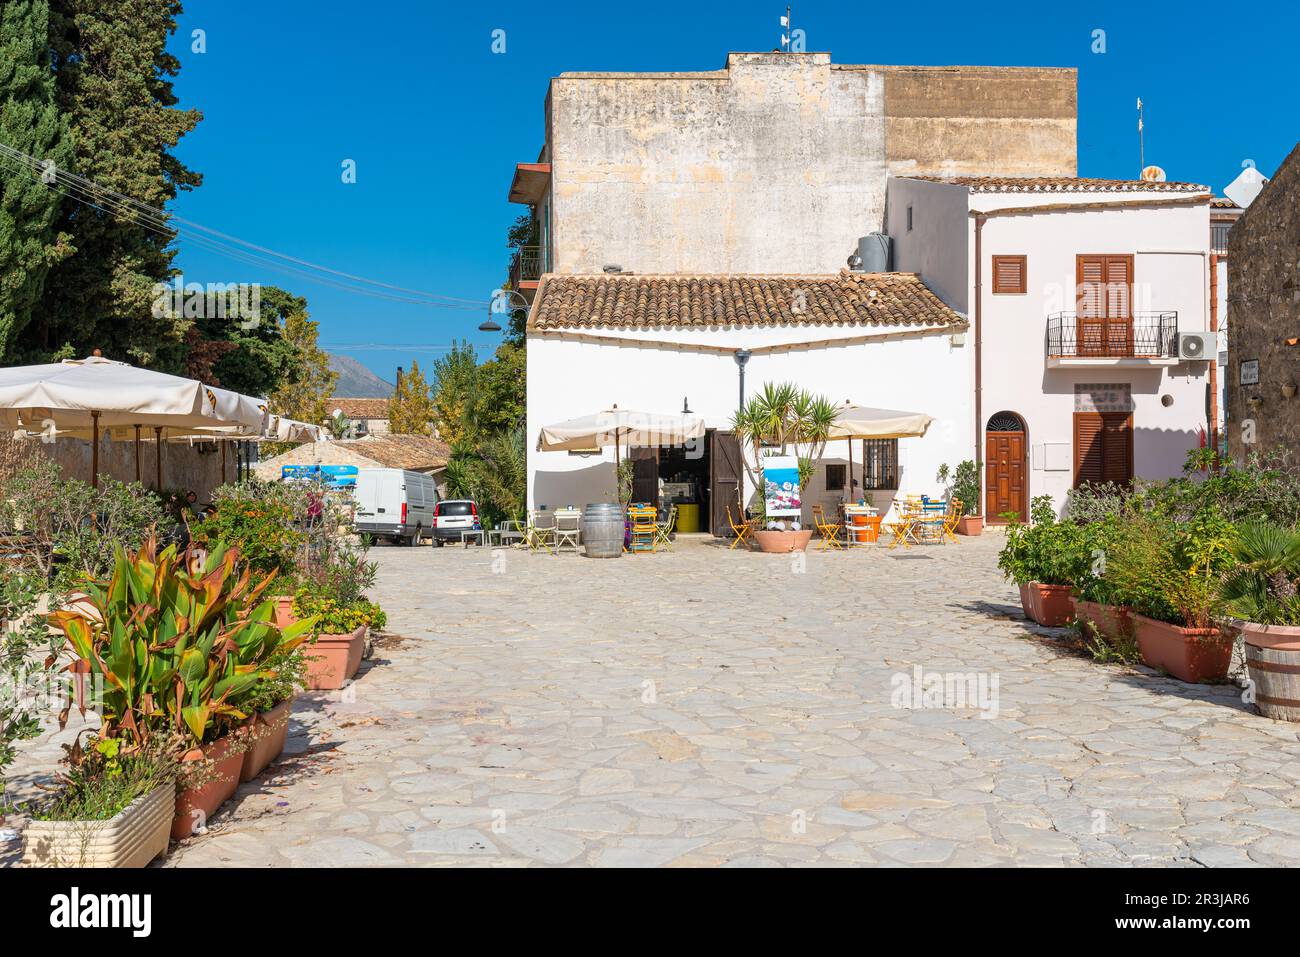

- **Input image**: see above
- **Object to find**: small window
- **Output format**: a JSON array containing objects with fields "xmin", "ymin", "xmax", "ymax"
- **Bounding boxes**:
[
  {"xmin": 906, "ymin": 205, "xmax": 914, "ymax": 232},
  {"xmin": 825, "ymin": 464, "xmax": 846, "ymax": 490},
  {"xmin": 862, "ymin": 439, "xmax": 899, "ymax": 490},
  {"xmin": 992, "ymin": 255, "xmax": 1027, "ymax": 294}
]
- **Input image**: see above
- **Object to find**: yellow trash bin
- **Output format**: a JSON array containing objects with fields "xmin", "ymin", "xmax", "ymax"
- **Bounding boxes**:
[{"xmin": 675, "ymin": 503, "xmax": 700, "ymax": 533}]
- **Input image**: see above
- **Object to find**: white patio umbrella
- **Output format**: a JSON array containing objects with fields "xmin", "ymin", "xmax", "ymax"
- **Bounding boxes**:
[
  {"xmin": 827, "ymin": 403, "xmax": 934, "ymax": 500},
  {"xmin": 538, "ymin": 405, "xmax": 706, "ymax": 499},
  {"xmin": 0, "ymin": 355, "xmax": 269, "ymax": 487}
]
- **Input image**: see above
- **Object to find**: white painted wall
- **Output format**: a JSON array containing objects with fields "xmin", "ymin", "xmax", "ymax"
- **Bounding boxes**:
[
  {"xmin": 887, "ymin": 179, "xmax": 1213, "ymax": 516},
  {"xmin": 526, "ymin": 324, "xmax": 972, "ymax": 526}
]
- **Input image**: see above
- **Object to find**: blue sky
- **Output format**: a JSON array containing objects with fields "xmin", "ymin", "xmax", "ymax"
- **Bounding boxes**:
[{"xmin": 168, "ymin": 1, "xmax": 1299, "ymax": 384}]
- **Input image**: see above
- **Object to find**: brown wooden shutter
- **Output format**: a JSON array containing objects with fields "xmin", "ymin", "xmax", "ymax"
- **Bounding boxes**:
[
  {"xmin": 1074, "ymin": 412, "xmax": 1105, "ymax": 486},
  {"xmin": 992, "ymin": 255, "xmax": 1027, "ymax": 294}
]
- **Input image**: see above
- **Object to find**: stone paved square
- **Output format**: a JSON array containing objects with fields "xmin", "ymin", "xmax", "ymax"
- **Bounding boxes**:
[{"xmin": 8, "ymin": 534, "xmax": 1300, "ymax": 868}]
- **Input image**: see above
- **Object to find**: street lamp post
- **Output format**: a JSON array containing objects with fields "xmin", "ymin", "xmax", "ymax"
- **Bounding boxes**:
[{"xmin": 733, "ymin": 349, "xmax": 751, "ymax": 415}]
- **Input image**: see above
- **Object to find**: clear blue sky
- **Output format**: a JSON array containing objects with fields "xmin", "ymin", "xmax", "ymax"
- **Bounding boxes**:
[{"xmin": 167, "ymin": 1, "xmax": 1299, "ymax": 383}]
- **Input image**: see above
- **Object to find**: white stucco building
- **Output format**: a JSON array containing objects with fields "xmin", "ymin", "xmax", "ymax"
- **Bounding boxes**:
[{"xmin": 885, "ymin": 175, "xmax": 1217, "ymax": 519}]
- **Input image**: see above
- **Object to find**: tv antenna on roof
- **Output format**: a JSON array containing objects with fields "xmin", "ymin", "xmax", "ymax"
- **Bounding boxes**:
[
  {"xmin": 1136, "ymin": 97, "xmax": 1145, "ymax": 176},
  {"xmin": 780, "ymin": 5, "xmax": 792, "ymax": 51}
]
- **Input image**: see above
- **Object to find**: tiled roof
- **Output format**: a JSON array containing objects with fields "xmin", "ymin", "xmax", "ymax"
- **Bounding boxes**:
[
  {"xmin": 906, "ymin": 175, "xmax": 1209, "ymax": 193},
  {"xmin": 1211, "ymin": 196, "xmax": 1242, "ymax": 209},
  {"xmin": 528, "ymin": 272, "xmax": 965, "ymax": 330},
  {"xmin": 334, "ymin": 434, "xmax": 450, "ymax": 471},
  {"xmin": 329, "ymin": 398, "xmax": 389, "ymax": 420}
]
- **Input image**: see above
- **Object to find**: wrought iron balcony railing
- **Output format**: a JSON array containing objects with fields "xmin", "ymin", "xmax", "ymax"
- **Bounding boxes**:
[
  {"xmin": 508, "ymin": 245, "xmax": 543, "ymax": 289},
  {"xmin": 1210, "ymin": 222, "xmax": 1232, "ymax": 256},
  {"xmin": 1046, "ymin": 312, "xmax": 1178, "ymax": 359}
]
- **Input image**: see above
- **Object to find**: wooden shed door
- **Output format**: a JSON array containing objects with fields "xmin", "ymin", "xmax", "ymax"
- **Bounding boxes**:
[
  {"xmin": 985, "ymin": 431, "xmax": 1026, "ymax": 523},
  {"xmin": 1077, "ymin": 255, "xmax": 1134, "ymax": 357},
  {"xmin": 1074, "ymin": 412, "xmax": 1133, "ymax": 487},
  {"xmin": 709, "ymin": 430, "xmax": 742, "ymax": 536}
]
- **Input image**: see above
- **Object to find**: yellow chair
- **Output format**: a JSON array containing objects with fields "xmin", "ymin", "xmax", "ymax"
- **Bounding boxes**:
[
  {"xmin": 941, "ymin": 498, "xmax": 963, "ymax": 544},
  {"xmin": 812, "ymin": 504, "xmax": 843, "ymax": 550},
  {"xmin": 654, "ymin": 505, "xmax": 676, "ymax": 551},
  {"xmin": 726, "ymin": 504, "xmax": 753, "ymax": 550},
  {"xmin": 885, "ymin": 498, "xmax": 917, "ymax": 550},
  {"xmin": 628, "ymin": 504, "xmax": 657, "ymax": 553}
]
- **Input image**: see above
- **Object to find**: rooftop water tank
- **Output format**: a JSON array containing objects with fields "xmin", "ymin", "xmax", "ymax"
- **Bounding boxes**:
[{"xmin": 857, "ymin": 233, "xmax": 891, "ymax": 273}]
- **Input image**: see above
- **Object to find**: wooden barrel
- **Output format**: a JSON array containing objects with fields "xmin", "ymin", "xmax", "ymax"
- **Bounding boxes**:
[
  {"xmin": 581, "ymin": 504, "xmax": 625, "ymax": 559},
  {"xmin": 1244, "ymin": 624, "xmax": 1300, "ymax": 722}
]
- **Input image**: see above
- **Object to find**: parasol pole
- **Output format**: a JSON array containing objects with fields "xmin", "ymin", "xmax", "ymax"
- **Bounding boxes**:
[
  {"xmin": 154, "ymin": 427, "xmax": 164, "ymax": 490},
  {"xmin": 91, "ymin": 411, "xmax": 100, "ymax": 489},
  {"xmin": 134, "ymin": 425, "xmax": 142, "ymax": 484}
]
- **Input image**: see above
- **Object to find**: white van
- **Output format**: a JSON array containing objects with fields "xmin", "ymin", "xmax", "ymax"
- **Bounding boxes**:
[{"xmin": 354, "ymin": 468, "xmax": 439, "ymax": 544}]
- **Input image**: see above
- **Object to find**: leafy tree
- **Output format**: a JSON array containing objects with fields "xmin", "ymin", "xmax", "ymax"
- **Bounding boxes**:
[
  {"xmin": 476, "ymin": 340, "xmax": 524, "ymax": 435},
  {"xmin": 388, "ymin": 360, "xmax": 435, "ymax": 435},
  {"xmin": 266, "ymin": 287, "xmax": 337, "ymax": 426},
  {"xmin": 0, "ymin": 0, "xmax": 72, "ymax": 361},
  {"xmin": 430, "ymin": 341, "xmax": 480, "ymax": 445},
  {"xmin": 24, "ymin": 0, "xmax": 202, "ymax": 369}
]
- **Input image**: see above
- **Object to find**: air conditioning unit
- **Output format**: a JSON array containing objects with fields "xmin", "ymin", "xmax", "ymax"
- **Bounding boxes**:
[{"xmin": 1178, "ymin": 332, "xmax": 1215, "ymax": 362}]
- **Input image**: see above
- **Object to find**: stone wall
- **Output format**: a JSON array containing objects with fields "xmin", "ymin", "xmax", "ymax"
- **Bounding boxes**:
[
  {"xmin": 545, "ymin": 53, "xmax": 1076, "ymax": 276},
  {"xmin": 0, "ymin": 436, "xmax": 232, "ymax": 500},
  {"xmin": 1226, "ymin": 141, "xmax": 1300, "ymax": 462}
]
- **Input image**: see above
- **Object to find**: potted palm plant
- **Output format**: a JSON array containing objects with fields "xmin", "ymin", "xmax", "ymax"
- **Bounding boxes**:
[
  {"xmin": 733, "ymin": 383, "xmax": 836, "ymax": 553},
  {"xmin": 1219, "ymin": 521, "xmax": 1300, "ymax": 720}
]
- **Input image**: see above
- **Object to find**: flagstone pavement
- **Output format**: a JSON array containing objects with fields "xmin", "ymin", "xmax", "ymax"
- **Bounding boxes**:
[{"xmin": 8, "ymin": 533, "xmax": 1300, "ymax": 867}]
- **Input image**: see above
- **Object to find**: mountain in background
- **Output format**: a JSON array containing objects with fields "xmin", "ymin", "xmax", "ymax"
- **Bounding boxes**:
[{"xmin": 328, "ymin": 353, "xmax": 394, "ymax": 398}]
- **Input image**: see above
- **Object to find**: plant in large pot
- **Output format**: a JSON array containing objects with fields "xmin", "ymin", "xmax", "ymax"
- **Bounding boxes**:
[
  {"xmin": 47, "ymin": 538, "xmax": 316, "ymax": 842},
  {"xmin": 997, "ymin": 496, "xmax": 1087, "ymax": 626},
  {"xmin": 1106, "ymin": 508, "xmax": 1237, "ymax": 683},
  {"xmin": 291, "ymin": 589, "xmax": 386, "ymax": 691},
  {"xmin": 1219, "ymin": 521, "xmax": 1300, "ymax": 720},
  {"xmin": 937, "ymin": 461, "xmax": 983, "ymax": 535},
  {"xmin": 1069, "ymin": 513, "xmax": 1137, "ymax": 657},
  {"xmin": 733, "ymin": 382, "xmax": 836, "ymax": 553}
]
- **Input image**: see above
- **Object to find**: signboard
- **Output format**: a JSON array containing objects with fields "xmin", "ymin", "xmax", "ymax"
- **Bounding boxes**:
[
  {"xmin": 762, "ymin": 455, "xmax": 802, "ymax": 518},
  {"xmin": 1240, "ymin": 359, "xmax": 1260, "ymax": 386},
  {"xmin": 281, "ymin": 464, "xmax": 359, "ymax": 488}
]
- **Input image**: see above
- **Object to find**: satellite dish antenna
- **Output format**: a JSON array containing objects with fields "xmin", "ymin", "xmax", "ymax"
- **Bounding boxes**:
[{"xmin": 1141, "ymin": 165, "xmax": 1166, "ymax": 182}]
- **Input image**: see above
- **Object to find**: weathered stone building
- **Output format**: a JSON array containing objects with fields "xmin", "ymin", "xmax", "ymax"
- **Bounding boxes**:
[
  {"xmin": 1226, "ymin": 141, "xmax": 1300, "ymax": 462},
  {"xmin": 510, "ymin": 52, "xmax": 1076, "ymax": 284}
]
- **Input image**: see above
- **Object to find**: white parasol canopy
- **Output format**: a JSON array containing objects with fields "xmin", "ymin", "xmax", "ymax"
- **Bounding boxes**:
[
  {"xmin": 538, "ymin": 406, "xmax": 706, "ymax": 452},
  {"xmin": 828, "ymin": 404, "xmax": 933, "ymax": 440},
  {"xmin": 0, "ymin": 356, "xmax": 268, "ymax": 434}
]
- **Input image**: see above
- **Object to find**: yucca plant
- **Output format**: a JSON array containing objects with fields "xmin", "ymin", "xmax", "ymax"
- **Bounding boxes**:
[
  {"xmin": 732, "ymin": 382, "xmax": 838, "ymax": 511},
  {"xmin": 49, "ymin": 538, "xmax": 316, "ymax": 750},
  {"xmin": 1220, "ymin": 521, "xmax": 1300, "ymax": 626}
]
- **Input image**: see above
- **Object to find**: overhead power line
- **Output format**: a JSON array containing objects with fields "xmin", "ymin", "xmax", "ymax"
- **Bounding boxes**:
[{"xmin": 0, "ymin": 141, "xmax": 492, "ymax": 311}]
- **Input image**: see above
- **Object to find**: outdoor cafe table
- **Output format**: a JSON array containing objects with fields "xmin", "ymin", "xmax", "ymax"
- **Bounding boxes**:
[{"xmin": 840, "ymin": 503, "xmax": 880, "ymax": 546}]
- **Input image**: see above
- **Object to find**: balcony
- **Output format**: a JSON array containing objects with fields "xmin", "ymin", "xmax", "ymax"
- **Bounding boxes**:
[
  {"xmin": 508, "ymin": 245, "xmax": 543, "ymax": 300},
  {"xmin": 1211, "ymin": 222, "xmax": 1232, "ymax": 256},
  {"xmin": 1046, "ymin": 312, "xmax": 1179, "ymax": 367}
]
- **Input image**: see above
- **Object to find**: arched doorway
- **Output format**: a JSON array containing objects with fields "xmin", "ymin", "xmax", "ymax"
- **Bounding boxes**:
[{"xmin": 985, "ymin": 412, "xmax": 1027, "ymax": 523}]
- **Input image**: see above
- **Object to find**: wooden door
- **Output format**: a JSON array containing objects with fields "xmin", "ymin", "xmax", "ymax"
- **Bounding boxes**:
[
  {"xmin": 1074, "ymin": 412, "xmax": 1133, "ymax": 487},
  {"xmin": 629, "ymin": 447, "xmax": 659, "ymax": 507},
  {"xmin": 1076, "ymin": 255, "xmax": 1133, "ymax": 357},
  {"xmin": 709, "ymin": 430, "xmax": 742, "ymax": 536},
  {"xmin": 985, "ymin": 431, "xmax": 1026, "ymax": 523}
]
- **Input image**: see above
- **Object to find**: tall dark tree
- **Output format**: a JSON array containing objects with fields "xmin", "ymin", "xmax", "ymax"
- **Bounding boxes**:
[
  {"xmin": 26, "ymin": 0, "xmax": 201, "ymax": 369},
  {"xmin": 0, "ymin": 0, "xmax": 71, "ymax": 361}
]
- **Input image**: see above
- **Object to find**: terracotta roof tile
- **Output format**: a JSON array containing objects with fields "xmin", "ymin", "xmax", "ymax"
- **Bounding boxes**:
[
  {"xmin": 329, "ymin": 398, "xmax": 389, "ymax": 419},
  {"xmin": 528, "ymin": 272, "xmax": 965, "ymax": 330},
  {"xmin": 1211, "ymin": 196, "xmax": 1242, "ymax": 209},
  {"xmin": 333, "ymin": 434, "xmax": 450, "ymax": 472},
  {"xmin": 905, "ymin": 175, "xmax": 1209, "ymax": 193}
]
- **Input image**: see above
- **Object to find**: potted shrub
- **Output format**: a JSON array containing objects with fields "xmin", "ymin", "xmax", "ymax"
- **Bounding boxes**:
[
  {"xmin": 997, "ymin": 496, "xmax": 1085, "ymax": 626},
  {"xmin": 292, "ymin": 590, "xmax": 386, "ymax": 691},
  {"xmin": 48, "ymin": 538, "xmax": 316, "ymax": 841},
  {"xmin": 237, "ymin": 650, "xmax": 308, "ymax": 781},
  {"xmin": 1220, "ymin": 521, "xmax": 1300, "ymax": 720},
  {"xmin": 1069, "ymin": 514, "xmax": 1135, "ymax": 647},
  {"xmin": 21, "ymin": 737, "xmax": 178, "ymax": 868},
  {"xmin": 733, "ymin": 383, "xmax": 836, "ymax": 553},
  {"xmin": 1107, "ymin": 509, "xmax": 1237, "ymax": 683},
  {"xmin": 937, "ymin": 461, "xmax": 983, "ymax": 536}
]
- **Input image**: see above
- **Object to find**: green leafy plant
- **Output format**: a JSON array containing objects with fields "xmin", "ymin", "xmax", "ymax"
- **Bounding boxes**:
[
  {"xmin": 1219, "ymin": 521, "xmax": 1300, "ymax": 626},
  {"xmin": 240, "ymin": 649, "xmax": 308, "ymax": 714},
  {"xmin": 190, "ymin": 480, "xmax": 307, "ymax": 577},
  {"xmin": 48, "ymin": 537, "xmax": 316, "ymax": 748},
  {"xmin": 33, "ymin": 734, "xmax": 180, "ymax": 823},
  {"xmin": 997, "ymin": 495, "xmax": 1090, "ymax": 587},
  {"xmin": 0, "ymin": 567, "xmax": 48, "ymax": 808},
  {"xmin": 292, "ymin": 589, "xmax": 385, "ymax": 635},
  {"xmin": 732, "ymin": 382, "xmax": 837, "ymax": 515},
  {"xmin": 936, "ymin": 461, "xmax": 981, "ymax": 516}
]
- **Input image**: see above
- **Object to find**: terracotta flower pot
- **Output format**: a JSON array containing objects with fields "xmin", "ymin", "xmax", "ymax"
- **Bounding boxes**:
[
  {"xmin": 956, "ymin": 515, "xmax": 984, "ymax": 536},
  {"xmin": 752, "ymin": 530, "xmax": 814, "ymax": 553},
  {"xmin": 1026, "ymin": 582, "xmax": 1074, "ymax": 627},
  {"xmin": 172, "ymin": 733, "xmax": 244, "ymax": 840},
  {"xmin": 1240, "ymin": 621, "xmax": 1300, "ymax": 722},
  {"xmin": 271, "ymin": 595, "xmax": 296, "ymax": 629},
  {"xmin": 240, "ymin": 697, "xmax": 294, "ymax": 782},
  {"xmin": 22, "ymin": 785, "xmax": 173, "ymax": 868},
  {"xmin": 1074, "ymin": 600, "xmax": 1134, "ymax": 645},
  {"xmin": 1132, "ymin": 613, "xmax": 1233, "ymax": 683},
  {"xmin": 303, "ymin": 625, "xmax": 368, "ymax": 691},
  {"xmin": 1018, "ymin": 583, "xmax": 1034, "ymax": 619}
]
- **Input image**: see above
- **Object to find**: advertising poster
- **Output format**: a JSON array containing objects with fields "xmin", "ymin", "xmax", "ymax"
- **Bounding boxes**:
[{"xmin": 762, "ymin": 455, "xmax": 801, "ymax": 517}]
